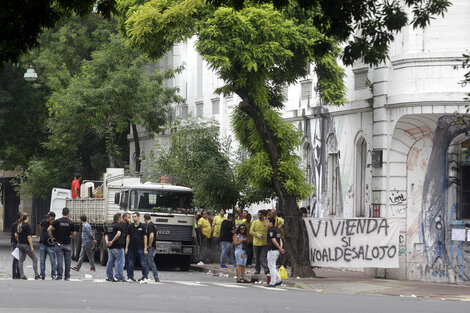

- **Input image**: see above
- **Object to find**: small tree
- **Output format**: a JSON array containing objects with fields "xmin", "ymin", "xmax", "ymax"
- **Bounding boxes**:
[{"xmin": 146, "ymin": 118, "xmax": 240, "ymax": 211}]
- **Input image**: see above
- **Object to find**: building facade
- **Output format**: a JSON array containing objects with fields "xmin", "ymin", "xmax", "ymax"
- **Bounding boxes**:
[{"xmin": 131, "ymin": 0, "xmax": 470, "ymax": 282}]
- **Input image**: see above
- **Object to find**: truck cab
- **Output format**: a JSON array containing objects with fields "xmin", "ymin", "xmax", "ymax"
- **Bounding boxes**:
[{"xmin": 116, "ymin": 183, "xmax": 196, "ymax": 271}]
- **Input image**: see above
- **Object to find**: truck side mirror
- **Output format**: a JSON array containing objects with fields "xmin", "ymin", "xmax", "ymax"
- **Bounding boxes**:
[{"xmin": 114, "ymin": 192, "xmax": 120, "ymax": 205}]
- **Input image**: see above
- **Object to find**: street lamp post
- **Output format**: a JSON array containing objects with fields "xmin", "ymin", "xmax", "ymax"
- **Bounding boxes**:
[
  {"xmin": 23, "ymin": 66, "xmax": 38, "ymax": 82},
  {"xmin": 23, "ymin": 65, "xmax": 38, "ymax": 232}
]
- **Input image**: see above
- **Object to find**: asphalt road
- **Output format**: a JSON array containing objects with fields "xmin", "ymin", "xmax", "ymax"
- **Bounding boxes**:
[
  {"xmin": 1, "ymin": 278, "xmax": 469, "ymax": 313},
  {"xmin": 0, "ymin": 236, "xmax": 469, "ymax": 312}
]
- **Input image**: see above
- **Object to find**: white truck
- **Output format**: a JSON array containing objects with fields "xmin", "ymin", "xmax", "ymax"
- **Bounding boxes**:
[{"xmin": 50, "ymin": 168, "xmax": 196, "ymax": 271}]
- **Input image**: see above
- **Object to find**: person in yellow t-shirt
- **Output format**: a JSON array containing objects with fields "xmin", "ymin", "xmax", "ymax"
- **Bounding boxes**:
[
  {"xmin": 198, "ymin": 211, "xmax": 212, "ymax": 263},
  {"xmin": 268, "ymin": 209, "xmax": 284, "ymax": 237},
  {"xmin": 210, "ymin": 209, "xmax": 226, "ymax": 261},
  {"xmin": 249, "ymin": 210, "xmax": 268, "ymax": 274},
  {"xmin": 242, "ymin": 213, "xmax": 253, "ymax": 267},
  {"xmin": 212, "ymin": 210, "xmax": 226, "ymax": 239}
]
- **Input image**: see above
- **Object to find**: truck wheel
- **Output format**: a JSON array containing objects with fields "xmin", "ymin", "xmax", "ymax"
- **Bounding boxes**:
[
  {"xmin": 179, "ymin": 256, "xmax": 191, "ymax": 271},
  {"xmin": 99, "ymin": 239, "xmax": 108, "ymax": 266}
]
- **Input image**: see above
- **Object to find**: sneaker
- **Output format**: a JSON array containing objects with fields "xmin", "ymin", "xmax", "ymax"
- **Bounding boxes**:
[
  {"xmin": 220, "ymin": 265, "xmax": 229, "ymax": 269},
  {"xmin": 106, "ymin": 278, "xmax": 117, "ymax": 282},
  {"xmin": 90, "ymin": 268, "xmax": 96, "ymax": 272},
  {"xmin": 20, "ymin": 275, "xmax": 27, "ymax": 280},
  {"xmin": 154, "ymin": 277, "xmax": 160, "ymax": 282},
  {"xmin": 64, "ymin": 278, "xmax": 70, "ymax": 281},
  {"xmin": 275, "ymin": 281, "xmax": 282, "ymax": 286},
  {"xmin": 137, "ymin": 277, "xmax": 147, "ymax": 282},
  {"xmin": 265, "ymin": 284, "xmax": 276, "ymax": 288},
  {"xmin": 264, "ymin": 270, "xmax": 270, "ymax": 275},
  {"xmin": 127, "ymin": 278, "xmax": 136, "ymax": 282},
  {"xmin": 40, "ymin": 276, "xmax": 45, "ymax": 280},
  {"xmin": 197, "ymin": 261, "xmax": 204, "ymax": 265},
  {"xmin": 34, "ymin": 275, "xmax": 41, "ymax": 280},
  {"xmin": 51, "ymin": 276, "xmax": 57, "ymax": 280},
  {"xmin": 55, "ymin": 277, "xmax": 62, "ymax": 280},
  {"xmin": 71, "ymin": 266, "xmax": 79, "ymax": 272}
]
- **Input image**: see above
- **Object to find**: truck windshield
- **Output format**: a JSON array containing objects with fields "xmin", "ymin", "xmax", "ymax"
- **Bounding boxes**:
[{"xmin": 130, "ymin": 189, "xmax": 193, "ymax": 214}]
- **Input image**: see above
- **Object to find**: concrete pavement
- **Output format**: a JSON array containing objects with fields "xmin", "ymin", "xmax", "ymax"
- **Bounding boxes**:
[{"xmin": 191, "ymin": 263, "xmax": 470, "ymax": 301}]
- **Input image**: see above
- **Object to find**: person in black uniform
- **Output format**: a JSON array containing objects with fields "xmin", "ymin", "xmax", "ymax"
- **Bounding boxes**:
[
  {"xmin": 16, "ymin": 212, "xmax": 40, "ymax": 280},
  {"xmin": 125, "ymin": 212, "xmax": 149, "ymax": 282},
  {"xmin": 48, "ymin": 207, "xmax": 76, "ymax": 281},
  {"xmin": 39, "ymin": 212, "xmax": 57, "ymax": 280},
  {"xmin": 11, "ymin": 213, "xmax": 20, "ymax": 279},
  {"xmin": 266, "ymin": 217, "xmax": 285, "ymax": 287},
  {"xmin": 105, "ymin": 213, "xmax": 125, "ymax": 282},
  {"xmin": 144, "ymin": 213, "xmax": 159, "ymax": 282},
  {"xmin": 122, "ymin": 213, "xmax": 130, "ymax": 270}
]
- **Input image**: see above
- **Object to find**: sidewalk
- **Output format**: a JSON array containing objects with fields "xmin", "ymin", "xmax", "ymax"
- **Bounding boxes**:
[{"xmin": 190, "ymin": 263, "xmax": 470, "ymax": 301}]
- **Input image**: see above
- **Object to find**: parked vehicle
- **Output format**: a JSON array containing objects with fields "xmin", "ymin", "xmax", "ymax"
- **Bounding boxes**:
[{"xmin": 50, "ymin": 168, "xmax": 196, "ymax": 270}]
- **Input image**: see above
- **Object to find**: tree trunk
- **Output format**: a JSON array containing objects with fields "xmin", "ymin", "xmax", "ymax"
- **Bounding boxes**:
[
  {"xmin": 237, "ymin": 96, "xmax": 315, "ymax": 278},
  {"xmin": 78, "ymin": 141, "xmax": 95, "ymax": 179},
  {"xmin": 281, "ymin": 194, "xmax": 316, "ymax": 277},
  {"xmin": 131, "ymin": 123, "xmax": 141, "ymax": 173}
]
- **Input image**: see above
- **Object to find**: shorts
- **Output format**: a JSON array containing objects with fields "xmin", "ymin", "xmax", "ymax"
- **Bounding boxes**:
[{"xmin": 235, "ymin": 249, "xmax": 247, "ymax": 266}]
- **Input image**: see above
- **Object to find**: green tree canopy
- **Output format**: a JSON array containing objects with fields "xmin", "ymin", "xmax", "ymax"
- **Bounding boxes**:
[
  {"xmin": 19, "ymin": 15, "xmax": 119, "ymax": 181},
  {"xmin": 1, "ymin": 0, "xmax": 115, "ymax": 64},
  {"xmin": 47, "ymin": 33, "xmax": 182, "ymax": 172},
  {"xmin": 208, "ymin": 0, "xmax": 451, "ymax": 66},
  {"xmin": 0, "ymin": 63, "xmax": 48, "ymax": 169}
]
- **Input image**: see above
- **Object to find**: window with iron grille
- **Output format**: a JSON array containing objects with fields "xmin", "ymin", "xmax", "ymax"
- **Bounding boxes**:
[{"xmin": 354, "ymin": 68, "xmax": 368, "ymax": 90}]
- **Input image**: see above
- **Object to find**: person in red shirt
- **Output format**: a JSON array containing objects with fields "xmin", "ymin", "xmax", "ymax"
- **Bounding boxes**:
[{"xmin": 71, "ymin": 173, "xmax": 81, "ymax": 199}]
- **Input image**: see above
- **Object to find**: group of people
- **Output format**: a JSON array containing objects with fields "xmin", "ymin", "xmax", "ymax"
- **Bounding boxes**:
[
  {"xmin": 10, "ymin": 208, "xmax": 160, "ymax": 283},
  {"xmin": 197, "ymin": 208, "xmax": 287, "ymax": 287},
  {"xmin": 103, "ymin": 211, "xmax": 160, "ymax": 282},
  {"xmin": 11, "ymin": 208, "xmax": 77, "ymax": 280}
]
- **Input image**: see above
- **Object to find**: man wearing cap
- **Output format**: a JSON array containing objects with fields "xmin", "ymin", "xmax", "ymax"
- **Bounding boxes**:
[{"xmin": 39, "ymin": 212, "xmax": 57, "ymax": 280}]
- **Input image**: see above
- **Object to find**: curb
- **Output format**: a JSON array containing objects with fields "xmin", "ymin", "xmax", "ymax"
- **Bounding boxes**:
[
  {"xmin": 190, "ymin": 264, "xmax": 298, "ymax": 288},
  {"xmin": 190, "ymin": 264, "xmax": 470, "ymax": 300}
]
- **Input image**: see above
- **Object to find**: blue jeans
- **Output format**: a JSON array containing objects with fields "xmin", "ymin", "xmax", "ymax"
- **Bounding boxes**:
[
  {"xmin": 11, "ymin": 242, "xmax": 20, "ymax": 279},
  {"xmin": 106, "ymin": 248, "xmax": 125, "ymax": 280},
  {"xmin": 220, "ymin": 241, "xmax": 235, "ymax": 267},
  {"xmin": 55, "ymin": 244, "xmax": 71, "ymax": 279},
  {"xmin": 127, "ymin": 249, "xmax": 148, "ymax": 280},
  {"xmin": 40, "ymin": 243, "xmax": 57, "ymax": 278},
  {"xmin": 145, "ymin": 247, "xmax": 159, "ymax": 278}
]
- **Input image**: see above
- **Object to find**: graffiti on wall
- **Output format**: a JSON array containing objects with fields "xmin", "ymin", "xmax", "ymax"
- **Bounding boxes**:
[
  {"xmin": 306, "ymin": 111, "xmax": 344, "ymax": 218},
  {"xmin": 389, "ymin": 192, "xmax": 406, "ymax": 204},
  {"xmin": 420, "ymin": 115, "xmax": 470, "ymax": 280}
]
